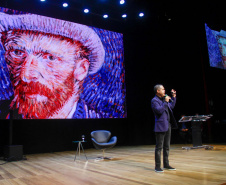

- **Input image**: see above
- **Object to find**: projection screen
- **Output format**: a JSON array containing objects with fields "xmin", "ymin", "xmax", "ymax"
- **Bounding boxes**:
[
  {"xmin": 0, "ymin": 7, "xmax": 126, "ymax": 119},
  {"xmin": 205, "ymin": 23, "xmax": 226, "ymax": 70}
]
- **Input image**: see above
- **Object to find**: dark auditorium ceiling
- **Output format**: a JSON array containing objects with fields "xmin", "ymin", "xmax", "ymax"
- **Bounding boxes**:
[{"xmin": 1, "ymin": 0, "xmax": 226, "ymax": 30}]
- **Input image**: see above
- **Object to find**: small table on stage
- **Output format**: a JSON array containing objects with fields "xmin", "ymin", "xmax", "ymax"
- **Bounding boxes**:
[
  {"xmin": 179, "ymin": 114, "xmax": 213, "ymax": 150},
  {"xmin": 72, "ymin": 141, "xmax": 88, "ymax": 161}
]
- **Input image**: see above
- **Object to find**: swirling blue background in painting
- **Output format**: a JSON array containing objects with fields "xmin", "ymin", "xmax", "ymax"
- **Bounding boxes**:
[
  {"xmin": 0, "ymin": 7, "xmax": 127, "ymax": 119},
  {"xmin": 0, "ymin": 43, "xmax": 14, "ymax": 100},
  {"xmin": 81, "ymin": 27, "xmax": 126, "ymax": 118}
]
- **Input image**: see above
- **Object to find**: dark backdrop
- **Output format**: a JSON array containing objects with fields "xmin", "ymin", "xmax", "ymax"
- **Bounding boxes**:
[{"xmin": 1, "ymin": 0, "xmax": 226, "ymax": 155}]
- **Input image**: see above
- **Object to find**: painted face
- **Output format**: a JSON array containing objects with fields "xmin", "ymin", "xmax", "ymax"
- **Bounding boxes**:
[
  {"xmin": 3, "ymin": 30, "xmax": 83, "ymax": 118},
  {"xmin": 217, "ymin": 36, "xmax": 226, "ymax": 68}
]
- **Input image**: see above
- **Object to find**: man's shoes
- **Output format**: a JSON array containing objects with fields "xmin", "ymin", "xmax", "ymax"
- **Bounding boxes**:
[
  {"xmin": 164, "ymin": 166, "xmax": 176, "ymax": 171},
  {"xmin": 155, "ymin": 167, "xmax": 164, "ymax": 173}
]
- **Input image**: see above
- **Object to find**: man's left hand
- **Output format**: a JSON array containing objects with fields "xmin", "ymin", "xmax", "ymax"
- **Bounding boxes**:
[{"xmin": 171, "ymin": 89, "xmax": 176, "ymax": 98}]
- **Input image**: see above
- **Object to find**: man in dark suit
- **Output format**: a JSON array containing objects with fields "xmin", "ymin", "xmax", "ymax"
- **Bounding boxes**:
[{"xmin": 151, "ymin": 84, "xmax": 178, "ymax": 173}]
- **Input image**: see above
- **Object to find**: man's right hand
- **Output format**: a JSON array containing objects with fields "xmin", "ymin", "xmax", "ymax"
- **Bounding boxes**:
[{"xmin": 165, "ymin": 95, "xmax": 171, "ymax": 102}]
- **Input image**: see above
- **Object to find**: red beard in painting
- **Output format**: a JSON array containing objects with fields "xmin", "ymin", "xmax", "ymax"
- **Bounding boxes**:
[{"xmin": 10, "ymin": 74, "xmax": 75, "ymax": 119}]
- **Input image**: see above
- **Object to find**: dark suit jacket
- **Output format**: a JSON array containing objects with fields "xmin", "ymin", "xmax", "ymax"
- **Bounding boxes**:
[{"xmin": 151, "ymin": 95, "xmax": 178, "ymax": 132}]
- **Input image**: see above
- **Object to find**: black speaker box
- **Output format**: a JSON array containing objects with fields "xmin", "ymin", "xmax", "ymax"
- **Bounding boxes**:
[{"xmin": 4, "ymin": 145, "xmax": 23, "ymax": 161}]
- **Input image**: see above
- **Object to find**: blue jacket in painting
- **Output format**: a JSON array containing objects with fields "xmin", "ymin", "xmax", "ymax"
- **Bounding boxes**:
[
  {"xmin": 151, "ymin": 95, "xmax": 178, "ymax": 132},
  {"xmin": 72, "ymin": 99, "xmax": 102, "ymax": 119}
]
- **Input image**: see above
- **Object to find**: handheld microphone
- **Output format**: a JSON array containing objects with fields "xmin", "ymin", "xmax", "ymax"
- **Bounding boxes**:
[{"xmin": 165, "ymin": 94, "xmax": 173, "ymax": 102}]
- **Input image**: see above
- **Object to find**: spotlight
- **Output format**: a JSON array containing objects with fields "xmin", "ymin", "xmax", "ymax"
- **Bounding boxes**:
[
  {"xmin": 62, "ymin": 3, "xmax": 68, "ymax": 7},
  {"xmin": 103, "ymin": 14, "xmax": 108, "ymax": 19},
  {"xmin": 40, "ymin": 0, "xmax": 45, "ymax": 1},
  {"xmin": 122, "ymin": 14, "xmax": 127, "ymax": 18},
  {"xmin": 120, "ymin": 0, "xmax": 125, "ymax": 5},
  {"xmin": 139, "ymin": 12, "xmax": 144, "ymax": 17},
  {"xmin": 84, "ymin": 9, "xmax": 89, "ymax": 13}
]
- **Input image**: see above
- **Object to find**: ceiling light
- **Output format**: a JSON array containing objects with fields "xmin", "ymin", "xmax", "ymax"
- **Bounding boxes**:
[
  {"xmin": 84, "ymin": 9, "xmax": 89, "ymax": 13},
  {"xmin": 139, "ymin": 12, "xmax": 144, "ymax": 17},
  {"xmin": 120, "ymin": 0, "xmax": 125, "ymax": 5},
  {"xmin": 63, "ymin": 3, "xmax": 68, "ymax": 7},
  {"xmin": 122, "ymin": 14, "xmax": 127, "ymax": 18},
  {"xmin": 103, "ymin": 14, "xmax": 108, "ymax": 18}
]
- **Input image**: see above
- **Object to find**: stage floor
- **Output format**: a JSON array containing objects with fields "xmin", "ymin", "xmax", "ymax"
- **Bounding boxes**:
[{"xmin": 0, "ymin": 144, "xmax": 226, "ymax": 185}]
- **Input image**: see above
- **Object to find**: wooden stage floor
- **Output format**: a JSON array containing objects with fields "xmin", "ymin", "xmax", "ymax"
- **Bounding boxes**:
[{"xmin": 0, "ymin": 144, "xmax": 226, "ymax": 185}]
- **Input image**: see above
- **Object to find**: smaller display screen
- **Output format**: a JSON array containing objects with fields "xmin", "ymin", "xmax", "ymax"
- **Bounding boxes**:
[{"xmin": 205, "ymin": 23, "xmax": 226, "ymax": 70}]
